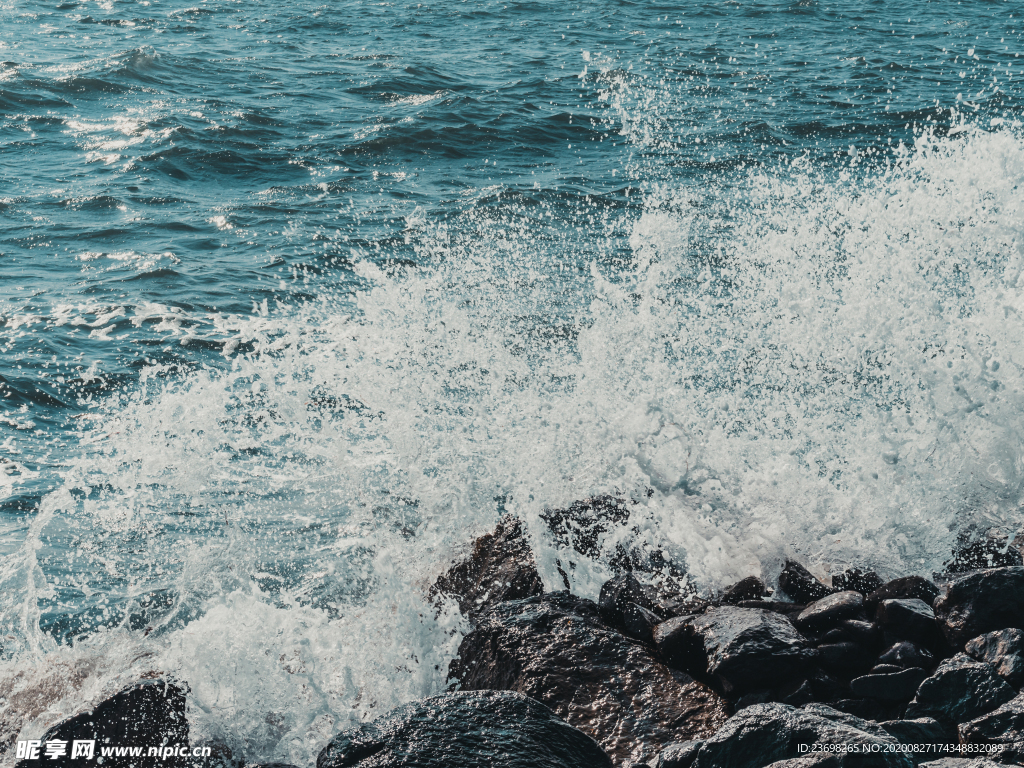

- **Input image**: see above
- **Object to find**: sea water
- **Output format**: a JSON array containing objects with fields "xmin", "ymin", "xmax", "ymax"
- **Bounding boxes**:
[{"xmin": 1, "ymin": 0, "xmax": 1023, "ymax": 762}]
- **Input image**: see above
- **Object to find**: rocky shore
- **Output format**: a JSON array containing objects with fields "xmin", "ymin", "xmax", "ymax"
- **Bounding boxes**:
[{"xmin": 12, "ymin": 502, "xmax": 1024, "ymax": 768}]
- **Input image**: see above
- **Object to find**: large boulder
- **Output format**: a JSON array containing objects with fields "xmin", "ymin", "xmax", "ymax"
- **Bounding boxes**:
[
  {"xmin": 865, "ymin": 578, "xmax": 940, "ymax": 614},
  {"xmin": 875, "ymin": 599, "xmax": 940, "ymax": 646},
  {"xmin": 778, "ymin": 562, "xmax": 834, "ymax": 603},
  {"xmin": 964, "ymin": 629, "xmax": 1024, "ymax": 688},
  {"xmin": 906, "ymin": 654, "xmax": 1016, "ymax": 726},
  {"xmin": 315, "ymin": 690, "xmax": 612, "ymax": 768},
  {"xmin": 660, "ymin": 606, "xmax": 817, "ymax": 694},
  {"xmin": 958, "ymin": 692, "xmax": 1024, "ymax": 747},
  {"xmin": 430, "ymin": 517, "xmax": 543, "ymax": 618},
  {"xmin": 449, "ymin": 592, "xmax": 727, "ymax": 763},
  {"xmin": 932, "ymin": 567, "xmax": 1024, "ymax": 648},
  {"xmin": 689, "ymin": 702, "xmax": 912, "ymax": 768},
  {"xmin": 13, "ymin": 679, "xmax": 189, "ymax": 768},
  {"xmin": 795, "ymin": 592, "xmax": 864, "ymax": 633}
]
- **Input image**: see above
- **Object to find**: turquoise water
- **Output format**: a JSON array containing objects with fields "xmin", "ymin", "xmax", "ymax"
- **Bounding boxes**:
[{"xmin": 1, "ymin": 0, "xmax": 1023, "ymax": 761}]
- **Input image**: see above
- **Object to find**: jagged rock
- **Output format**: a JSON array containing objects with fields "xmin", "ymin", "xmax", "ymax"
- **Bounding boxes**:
[
  {"xmin": 945, "ymin": 529, "xmax": 1024, "ymax": 575},
  {"xmin": 878, "ymin": 717, "xmax": 951, "ymax": 752},
  {"xmin": 841, "ymin": 620, "xmax": 883, "ymax": 648},
  {"xmin": 832, "ymin": 568, "xmax": 884, "ymax": 594},
  {"xmin": 666, "ymin": 606, "xmax": 818, "ymax": 693},
  {"xmin": 430, "ymin": 517, "xmax": 542, "ymax": 618},
  {"xmin": 849, "ymin": 667, "xmax": 928, "ymax": 700},
  {"xmin": 906, "ymin": 653, "xmax": 1016, "ymax": 725},
  {"xmin": 958, "ymin": 691, "xmax": 1024, "ymax": 746},
  {"xmin": 722, "ymin": 577, "xmax": 770, "ymax": 604},
  {"xmin": 624, "ymin": 602, "xmax": 662, "ymax": 644},
  {"xmin": 817, "ymin": 642, "xmax": 875, "ymax": 677},
  {"xmin": 964, "ymin": 629, "xmax": 1024, "ymax": 687},
  {"xmin": 653, "ymin": 741, "xmax": 703, "ymax": 768},
  {"xmin": 315, "ymin": 690, "xmax": 611, "ymax": 768},
  {"xmin": 689, "ymin": 702, "xmax": 911, "ymax": 768},
  {"xmin": 876, "ymin": 599, "xmax": 940, "ymax": 645},
  {"xmin": 541, "ymin": 496, "xmax": 632, "ymax": 559},
  {"xmin": 450, "ymin": 592, "xmax": 727, "ymax": 763},
  {"xmin": 933, "ymin": 567, "xmax": 1024, "ymax": 648},
  {"xmin": 778, "ymin": 561, "xmax": 835, "ymax": 603},
  {"xmin": 599, "ymin": 573, "xmax": 660, "ymax": 628},
  {"xmin": 14, "ymin": 679, "xmax": 189, "ymax": 768},
  {"xmin": 796, "ymin": 592, "xmax": 865, "ymax": 632},
  {"xmin": 866, "ymin": 577, "xmax": 940, "ymax": 614},
  {"xmin": 879, "ymin": 641, "xmax": 935, "ymax": 669}
]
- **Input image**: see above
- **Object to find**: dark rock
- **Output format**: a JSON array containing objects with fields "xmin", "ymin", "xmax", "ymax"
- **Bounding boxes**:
[
  {"xmin": 866, "ymin": 577, "xmax": 940, "ymax": 614},
  {"xmin": 841, "ymin": 620, "xmax": 883, "ymax": 648},
  {"xmin": 430, "ymin": 517, "xmax": 542, "ymax": 618},
  {"xmin": 735, "ymin": 691, "xmax": 772, "ymax": 709},
  {"xmin": 722, "ymin": 577, "xmax": 770, "ymax": 604},
  {"xmin": 849, "ymin": 667, "xmax": 928, "ymax": 700},
  {"xmin": 541, "ymin": 495, "xmax": 632, "ymax": 560},
  {"xmin": 964, "ymin": 628, "xmax": 1024, "ymax": 687},
  {"xmin": 450, "ymin": 592, "xmax": 728, "ymax": 763},
  {"xmin": 600, "ymin": 573, "xmax": 660, "ymax": 628},
  {"xmin": 876, "ymin": 599, "xmax": 940, "ymax": 645},
  {"xmin": 870, "ymin": 664, "xmax": 903, "ymax": 674},
  {"xmin": 906, "ymin": 653, "xmax": 1016, "ymax": 725},
  {"xmin": 764, "ymin": 758, "xmax": 842, "ymax": 768},
  {"xmin": 624, "ymin": 602, "xmax": 663, "ymax": 644},
  {"xmin": 832, "ymin": 568, "xmax": 884, "ymax": 594},
  {"xmin": 315, "ymin": 690, "xmax": 612, "ymax": 768},
  {"xmin": 689, "ymin": 702, "xmax": 911, "ymax": 768},
  {"xmin": 959, "ymin": 691, "xmax": 1024, "ymax": 747},
  {"xmin": 738, "ymin": 601, "xmax": 807, "ymax": 616},
  {"xmin": 879, "ymin": 642, "xmax": 936, "ymax": 669},
  {"xmin": 805, "ymin": 670, "xmax": 849, "ymax": 703},
  {"xmin": 778, "ymin": 561, "xmax": 835, "ymax": 603},
  {"xmin": 678, "ymin": 606, "xmax": 818, "ymax": 693},
  {"xmin": 817, "ymin": 642, "xmax": 875, "ymax": 677},
  {"xmin": 777, "ymin": 679, "xmax": 815, "ymax": 707},
  {"xmin": 933, "ymin": 567, "xmax": 1024, "ymax": 648},
  {"xmin": 653, "ymin": 741, "xmax": 703, "ymax": 768},
  {"xmin": 878, "ymin": 717, "xmax": 951, "ymax": 753},
  {"xmin": 825, "ymin": 699, "xmax": 900, "ymax": 721},
  {"xmin": 14, "ymin": 679, "xmax": 189, "ymax": 768},
  {"xmin": 819, "ymin": 628, "xmax": 849, "ymax": 644},
  {"xmin": 919, "ymin": 759, "xmax": 1006, "ymax": 768},
  {"xmin": 945, "ymin": 528, "xmax": 1024, "ymax": 575},
  {"xmin": 796, "ymin": 592, "xmax": 865, "ymax": 632},
  {"xmin": 659, "ymin": 594, "xmax": 711, "ymax": 617},
  {"xmin": 653, "ymin": 615, "xmax": 699, "ymax": 668}
]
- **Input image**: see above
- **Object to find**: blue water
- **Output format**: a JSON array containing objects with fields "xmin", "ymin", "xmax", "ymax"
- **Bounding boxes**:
[{"xmin": 1, "ymin": 0, "xmax": 1023, "ymax": 761}]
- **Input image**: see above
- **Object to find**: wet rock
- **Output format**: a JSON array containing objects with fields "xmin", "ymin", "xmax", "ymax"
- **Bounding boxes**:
[
  {"xmin": 876, "ymin": 599, "xmax": 940, "ymax": 645},
  {"xmin": 738, "ymin": 601, "xmax": 807, "ymax": 617},
  {"xmin": 796, "ymin": 592, "xmax": 865, "ymax": 632},
  {"xmin": 599, "ymin": 572, "xmax": 661, "ymax": 628},
  {"xmin": 964, "ymin": 629, "xmax": 1024, "ymax": 687},
  {"xmin": 764, "ymin": 758, "xmax": 842, "ymax": 768},
  {"xmin": 933, "ymin": 567, "xmax": 1024, "ymax": 648},
  {"xmin": 677, "ymin": 606, "xmax": 818, "ymax": 693},
  {"xmin": 659, "ymin": 594, "xmax": 711, "ymax": 617},
  {"xmin": 430, "ymin": 517, "xmax": 542, "ymax": 618},
  {"xmin": 778, "ymin": 679, "xmax": 815, "ymax": 707},
  {"xmin": 879, "ymin": 641, "xmax": 935, "ymax": 669},
  {"xmin": 958, "ymin": 691, "xmax": 1024, "ymax": 745},
  {"xmin": 652, "ymin": 740, "xmax": 703, "ymax": 768},
  {"xmin": 832, "ymin": 568, "xmax": 884, "ymax": 594},
  {"xmin": 866, "ymin": 577, "xmax": 940, "ymax": 614},
  {"xmin": 689, "ymin": 702, "xmax": 911, "ymax": 768},
  {"xmin": 450, "ymin": 592, "xmax": 728, "ymax": 763},
  {"xmin": 14, "ymin": 679, "xmax": 189, "ymax": 768},
  {"xmin": 870, "ymin": 664, "xmax": 903, "ymax": 674},
  {"xmin": 817, "ymin": 642, "xmax": 875, "ymax": 677},
  {"xmin": 906, "ymin": 653, "xmax": 1016, "ymax": 725},
  {"xmin": 722, "ymin": 577, "xmax": 771, "ymax": 604},
  {"xmin": 315, "ymin": 690, "xmax": 612, "ymax": 768},
  {"xmin": 778, "ymin": 561, "xmax": 835, "ymax": 603},
  {"xmin": 945, "ymin": 529, "xmax": 1024, "ymax": 575},
  {"xmin": 624, "ymin": 602, "xmax": 663, "ymax": 644},
  {"xmin": 878, "ymin": 717, "xmax": 951, "ymax": 752},
  {"xmin": 541, "ymin": 495, "xmax": 632, "ymax": 560},
  {"xmin": 841, "ymin": 620, "xmax": 883, "ymax": 649},
  {"xmin": 919, "ymin": 760, "xmax": 1005, "ymax": 768},
  {"xmin": 849, "ymin": 667, "xmax": 928, "ymax": 700}
]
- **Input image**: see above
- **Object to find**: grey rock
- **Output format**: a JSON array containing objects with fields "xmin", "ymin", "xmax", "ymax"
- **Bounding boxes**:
[
  {"xmin": 653, "ymin": 741, "xmax": 703, "ymax": 768},
  {"xmin": 876, "ymin": 599, "xmax": 939, "ymax": 645},
  {"xmin": 933, "ymin": 567, "xmax": 1024, "ymax": 648},
  {"xmin": 450, "ymin": 592, "xmax": 728, "ymax": 763},
  {"xmin": 779, "ymin": 561, "xmax": 835, "ymax": 603},
  {"xmin": 919, "ymin": 760, "xmax": 1005, "ymax": 768},
  {"xmin": 690, "ymin": 702, "xmax": 911, "ymax": 768},
  {"xmin": 796, "ymin": 592, "xmax": 865, "ymax": 632},
  {"xmin": 906, "ymin": 653, "xmax": 1016, "ymax": 725},
  {"xmin": 430, "ymin": 517, "xmax": 543, "ymax": 618},
  {"xmin": 878, "ymin": 717, "xmax": 951, "ymax": 752},
  {"xmin": 684, "ymin": 606, "xmax": 818, "ymax": 693},
  {"xmin": 959, "ymin": 691, "xmax": 1024, "ymax": 745},
  {"xmin": 763, "ymin": 757, "xmax": 842, "ymax": 768},
  {"xmin": 849, "ymin": 667, "xmax": 928, "ymax": 700},
  {"xmin": 315, "ymin": 690, "xmax": 612, "ymax": 768},
  {"xmin": 964, "ymin": 629, "xmax": 1024, "ymax": 687}
]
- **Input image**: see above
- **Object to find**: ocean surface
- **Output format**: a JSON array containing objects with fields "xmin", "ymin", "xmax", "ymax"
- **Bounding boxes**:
[{"xmin": 1, "ymin": 0, "xmax": 1023, "ymax": 761}]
